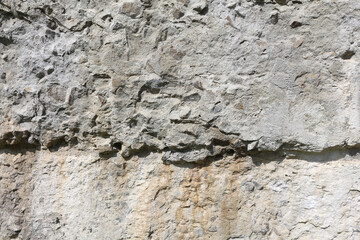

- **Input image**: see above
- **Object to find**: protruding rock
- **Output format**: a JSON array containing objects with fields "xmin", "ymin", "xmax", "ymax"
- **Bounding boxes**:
[
  {"xmin": 226, "ymin": 1, "xmax": 238, "ymax": 9},
  {"xmin": 120, "ymin": 0, "xmax": 142, "ymax": 18},
  {"xmin": 173, "ymin": 9, "xmax": 184, "ymax": 19},
  {"xmin": 269, "ymin": 11, "xmax": 279, "ymax": 24}
]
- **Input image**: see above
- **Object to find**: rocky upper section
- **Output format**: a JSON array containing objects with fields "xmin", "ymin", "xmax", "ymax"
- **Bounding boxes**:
[{"xmin": 0, "ymin": 0, "xmax": 359, "ymax": 163}]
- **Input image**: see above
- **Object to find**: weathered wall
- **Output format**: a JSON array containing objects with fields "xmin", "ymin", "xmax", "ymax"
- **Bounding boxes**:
[
  {"xmin": 1, "ymin": 0, "xmax": 360, "ymax": 239},
  {"xmin": 3, "ymin": 150, "xmax": 360, "ymax": 239}
]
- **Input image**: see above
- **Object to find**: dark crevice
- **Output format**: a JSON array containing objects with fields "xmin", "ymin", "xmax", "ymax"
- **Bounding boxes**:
[
  {"xmin": 47, "ymin": 137, "xmax": 68, "ymax": 152},
  {"xmin": 113, "ymin": 142, "xmax": 122, "ymax": 151},
  {"xmin": 290, "ymin": 21, "xmax": 303, "ymax": 28},
  {"xmin": 69, "ymin": 137, "xmax": 79, "ymax": 147},
  {"xmin": 0, "ymin": 147, "xmax": 39, "ymax": 155},
  {"xmin": 165, "ymin": 153, "xmax": 226, "ymax": 169},
  {"xmin": 99, "ymin": 150, "xmax": 117, "ymax": 159},
  {"xmin": 0, "ymin": 3, "xmax": 32, "ymax": 23},
  {"xmin": 0, "ymin": 131, "xmax": 40, "ymax": 149},
  {"xmin": 93, "ymin": 73, "xmax": 111, "ymax": 79},
  {"xmin": 0, "ymin": 138, "xmax": 359, "ymax": 168},
  {"xmin": 340, "ymin": 50, "xmax": 355, "ymax": 60},
  {"xmin": 275, "ymin": 0, "xmax": 288, "ymax": 5},
  {"xmin": 135, "ymin": 79, "xmax": 168, "ymax": 105},
  {"xmin": 199, "ymin": 6, "xmax": 208, "ymax": 15},
  {"xmin": 170, "ymin": 119, "xmax": 201, "ymax": 124},
  {"xmin": 0, "ymin": 35, "xmax": 13, "ymax": 46},
  {"xmin": 1, "ymin": 129, "xmax": 360, "ymax": 169},
  {"xmin": 251, "ymin": 143, "xmax": 360, "ymax": 166},
  {"xmin": 34, "ymin": 7, "xmax": 70, "ymax": 30},
  {"xmin": 35, "ymin": 7, "xmax": 99, "ymax": 32},
  {"xmin": 255, "ymin": 0, "xmax": 264, "ymax": 6},
  {"xmin": 122, "ymin": 144, "xmax": 160, "ymax": 159},
  {"xmin": 0, "ymin": 8, "xmax": 13, "ymax": 20},
  {"xmin": 160, "ymin": 139, "xmax": 360, "ymax": 168},
  {"xmin": 165, "ymin": 144, "xmax": 206, "ymax": 152},
  {"xmin": 212, "ymin": 138, "xmax": 231, "ymax": 147},
  {"xmin": 70, "ymin": 20, "xmax": 93, "ymax": 32},
  {"xmin": 9, "ymin": 230, "xmax": 20, "ymax": 239}
]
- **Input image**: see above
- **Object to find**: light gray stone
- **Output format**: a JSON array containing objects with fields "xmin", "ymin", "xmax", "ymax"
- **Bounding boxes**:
[{"xmin": 1, "ymin": 0, "xmax": 360, "ymax": 239}]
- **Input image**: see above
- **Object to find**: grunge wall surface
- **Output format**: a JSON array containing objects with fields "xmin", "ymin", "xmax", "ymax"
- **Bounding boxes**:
[{"xmin": 1, "ymin": 0, "xmax": 360, "ymax": 239}]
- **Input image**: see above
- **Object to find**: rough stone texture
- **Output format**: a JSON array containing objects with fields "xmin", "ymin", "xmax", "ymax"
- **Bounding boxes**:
[
  {"xmin": 1, "ymin": 0, "xmax": 360, "ymax": 239},
  {"xmin": 3, "ymin": 150, "xmax": 360, "ymax": 239}
]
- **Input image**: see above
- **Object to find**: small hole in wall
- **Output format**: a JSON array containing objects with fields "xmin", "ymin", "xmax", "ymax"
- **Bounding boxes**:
[
  {"xmin": 113, "ymin": 142, "xmax": 122, "ymax": 151},
  {"xmin": 226, "ymin": 149, "xmax": 235, "ymax": 155}
]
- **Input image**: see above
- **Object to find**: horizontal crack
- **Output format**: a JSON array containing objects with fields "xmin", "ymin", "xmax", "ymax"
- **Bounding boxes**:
[{"xmin": 1, "ymin": 129, "xmax": 360, "ymax": 167}]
